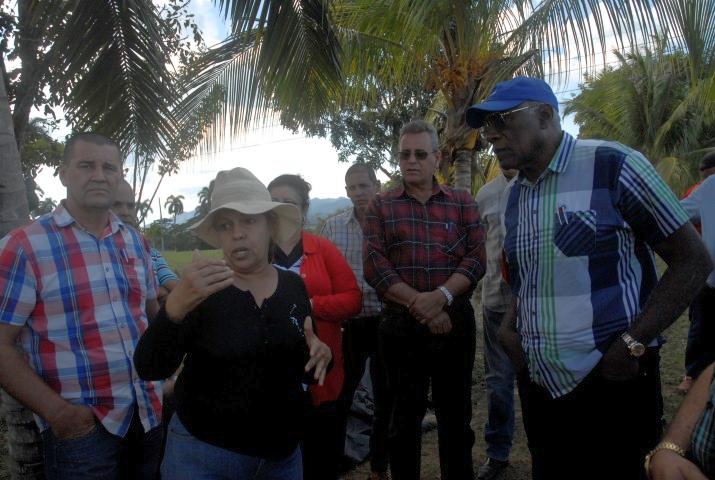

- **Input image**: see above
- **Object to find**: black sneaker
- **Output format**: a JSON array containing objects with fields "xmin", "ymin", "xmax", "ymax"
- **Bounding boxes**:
[{"xmin": 476, "ymin": 458, "xmax": 509, "ymax": 480}]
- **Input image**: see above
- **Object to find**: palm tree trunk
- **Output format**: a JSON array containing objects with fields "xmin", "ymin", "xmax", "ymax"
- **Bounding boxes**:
[
  {"xmin": 452, "ymin": 149, "xmax": 474, "ymax": 192},
  {"xmin": 0, "ymin": 69, "xmax": 44, "ymax": 480}
]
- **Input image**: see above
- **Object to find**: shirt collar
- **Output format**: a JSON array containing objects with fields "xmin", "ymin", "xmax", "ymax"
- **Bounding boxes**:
[
  {"xmin": 342, "ymin": 208, "xmax": 359, "ymax": 226},
  {"xmin": 518, "ymin": 132, "xmax": 576, "ymax": 185},
  {"xmin": 52, "ymin": 201, "xmax": 122, "ymax": 235},
  {"xmin": 396, "ymin": 178, "xmax": 450, "ymax": 200}
]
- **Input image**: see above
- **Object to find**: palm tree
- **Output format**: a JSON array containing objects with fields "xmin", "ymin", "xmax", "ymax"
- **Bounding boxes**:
[
  {"xmin": 181, "ymin": 0, "xmax": 677, "ymax": 191},
  {"xmin": 136, "ymin": 199, "xmax": 154, "ymax": 228},
  {"xmin": 564, "ymin": 1, "xmax": 715, "ymax": 195},
  {"xmin": 195, "ymin": 181, "xmax": 214, "ymax": 219},
  {"xmin": 165, "ymin": 195, "xmax": 185, "ymax": 224}
]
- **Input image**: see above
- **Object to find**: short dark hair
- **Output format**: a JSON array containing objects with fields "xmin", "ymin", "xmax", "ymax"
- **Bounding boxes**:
[
  {"xmin": 267, "ymin": 174, "xmax": 312, "ymax": 210},
  {"xmin": 345, "ymin": 163, "xmax": 378, "ymax": 185},
  {"xmin": 399, "ymin": 120, "xmax": 439, "ymax": 151},
  {"xmin": 63, "ymin": 133, "xmax": 121, "ymax": 165}
]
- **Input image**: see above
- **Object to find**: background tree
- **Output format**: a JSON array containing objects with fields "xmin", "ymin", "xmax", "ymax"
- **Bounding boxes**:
[
  {"xmin": 184, "ymin": 0, "xmax": 667, "ymax": 192},
  {"xmin": 193, "ymin": 181, "xmax": 214, "ymax": 221},
  {"xmin": 31, "ymin": 197, "xmax": 56, "ymax": 218},
  {"xmin": 564, "ymin": 0, "xmax": 715, "ymax": 195},
  {"xmin": 165, "ymin": 194, "xmax": 185, "ymax": 224}
]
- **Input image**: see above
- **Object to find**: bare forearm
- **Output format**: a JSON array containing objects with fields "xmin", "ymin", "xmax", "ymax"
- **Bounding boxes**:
[
  {"xmin": 630, "ymin": 228, "xmax": 712, "ymax": 344},
  {"xmin": 663, "ymin": 363, "xmax": 715, "ymax": 449},
  {"xmin": 442, "ymin": 272, "xmax": 473, "ymax": 298},
  {"xmin": 0, "ymin": 345, "xmax": 68, "ymax": 422},
  {"xmin": 384, "ymin": 282, "xmax": 420, "ymax": 307}
]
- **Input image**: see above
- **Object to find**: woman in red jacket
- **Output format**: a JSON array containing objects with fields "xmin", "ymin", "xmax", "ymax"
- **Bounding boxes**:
[{"xmin": 268, "ymin": 174, "xmax": 362, "ymax": 480}]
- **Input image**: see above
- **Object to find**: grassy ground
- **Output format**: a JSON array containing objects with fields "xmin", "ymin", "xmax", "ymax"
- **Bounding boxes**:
[{"xmin": 0, "ymin": 250, "xmax": 693, "ymax": 479}]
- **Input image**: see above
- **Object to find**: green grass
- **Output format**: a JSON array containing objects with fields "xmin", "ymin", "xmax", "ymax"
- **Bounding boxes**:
[{"xmin": 161, "ymin": 249, "xmax": 223, "ymax": 275}]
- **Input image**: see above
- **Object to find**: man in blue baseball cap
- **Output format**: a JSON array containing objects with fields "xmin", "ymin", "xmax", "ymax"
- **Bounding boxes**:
[{"xmin": 467, "ymin": 76, "xmax": 712, "ymax": 479}]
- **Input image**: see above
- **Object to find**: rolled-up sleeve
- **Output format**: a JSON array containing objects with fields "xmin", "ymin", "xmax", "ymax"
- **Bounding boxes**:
[{"xmin": 362, "ymin": 195, "xmax": 401, "ymax": 296}]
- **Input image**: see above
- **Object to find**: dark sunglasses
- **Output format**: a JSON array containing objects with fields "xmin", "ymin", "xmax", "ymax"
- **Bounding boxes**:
[
  {"xmin": 397, "ymin": 149, "xmax": 436, "ymax": 161},
  {"xmin": 482, "ymin": 104, "xmax": 538, "ymax": 131}
]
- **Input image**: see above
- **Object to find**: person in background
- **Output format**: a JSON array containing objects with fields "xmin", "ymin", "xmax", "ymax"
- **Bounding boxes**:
[
  {"xmin": 112, "ymin": 179, "xmax": 179, "ymax": 303},
  {"xmin": 0, "ymin": 133, "xmax": 163, "ymax": 479},
  {"xmin": 320, "ymin": 163, "xmax": 390, "ymax": 479},
  {"xmin": 467, "ymin": 76, "xmax": 712, "ymax": 479},
  {"xmin": 268, "ymin": 174, "xmax": 362, "ymax": 480},
  {"xmin": 678, "ymin": 152, "xmax": 715, "ymax": 394},
  {"xmin": 134, "ymin": 167, "xmax": 332, "ymax": 480},
  {"xmin": 474, "ymin": 166, "xmax": 517, "ymax": 480},
  {"xmin": 646, "ymin": 362, "xmax": 714, "ymax": 480},
  {"xmin": 363, "ymin": 119, "xmax": 486, "ymax": 480}
]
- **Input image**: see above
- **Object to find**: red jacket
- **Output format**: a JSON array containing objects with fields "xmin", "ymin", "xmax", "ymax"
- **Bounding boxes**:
[{"xmin": 300, "ymin": 232, "xmax": 362, "ymax": 405}]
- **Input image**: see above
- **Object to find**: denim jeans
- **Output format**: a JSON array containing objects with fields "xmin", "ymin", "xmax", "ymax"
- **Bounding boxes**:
[
  {"xmin": 482, "ymin": 307, "xmax": 515, "ymax": 462},
  {"xmin": 161, "ymin": 415, "xmax": 303, "ymax": 480},
  {"xmin": 42, "ymin": 410, "xmax": 162, "ymax": 480}
]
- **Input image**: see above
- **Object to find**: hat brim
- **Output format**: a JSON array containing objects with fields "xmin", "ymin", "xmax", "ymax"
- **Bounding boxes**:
[
  {"xmin": 466, "ymin": 99, "xmax": 524, "ymax": 128},
  {"xmin": 190, "ymin": 201, "xmax": 301, "ymax": 248}
]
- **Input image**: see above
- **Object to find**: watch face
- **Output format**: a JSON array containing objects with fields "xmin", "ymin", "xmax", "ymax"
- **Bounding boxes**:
[{"xmin": 631, "ymin": 343, "xmax": 646, "ymax": 357}]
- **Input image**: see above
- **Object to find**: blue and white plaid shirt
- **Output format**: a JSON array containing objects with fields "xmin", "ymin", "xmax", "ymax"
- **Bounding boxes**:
[
  {"xmin": 321, "ymin": 209, "xmax": 382, "ymax": 318},
  {"xmin": 503, "ymin": 133, "xmax": 689, "ymax": 398}
]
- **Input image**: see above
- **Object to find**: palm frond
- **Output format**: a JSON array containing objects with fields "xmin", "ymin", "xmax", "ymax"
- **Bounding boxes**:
[{"xmin": 49, "ymin": 0, "xmax": 178, "ymax": 160}]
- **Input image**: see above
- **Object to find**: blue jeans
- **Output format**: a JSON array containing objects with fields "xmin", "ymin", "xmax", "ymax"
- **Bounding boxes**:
[
  {"xmin": 161, "ymin": 415, "xmax": 303, "ymax": 479},
  {"xmin": 42, "ymin": 411, "xmax": 162, "ymax": 480},
  {"xmin": 482, "ymin": 307, "xmax": 515, "ymax": 462}
]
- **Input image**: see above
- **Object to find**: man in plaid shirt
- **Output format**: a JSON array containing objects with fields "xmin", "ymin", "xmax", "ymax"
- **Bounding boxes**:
[
  {"xmin": 0, "ymin": 133, "xmax": 163, "ymax": 479},
  {"xmin": 363, "ymin": 120, "xmax": 486, "ymax": 480}
]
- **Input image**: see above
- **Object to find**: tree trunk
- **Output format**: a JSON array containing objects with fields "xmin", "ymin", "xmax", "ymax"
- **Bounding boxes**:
[
  {"xmin": 0, "ymin": 69, "xmax": 44, "ymax": 480},
  {"xmin": 452, "ymin": 148, "xmax": 474, "ymax": 192}
]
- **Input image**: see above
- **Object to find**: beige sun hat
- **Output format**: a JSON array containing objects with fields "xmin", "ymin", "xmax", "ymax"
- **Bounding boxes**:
[{"xmin": 190, "ymin": 167, "xmax": 301, "ymax": 248}]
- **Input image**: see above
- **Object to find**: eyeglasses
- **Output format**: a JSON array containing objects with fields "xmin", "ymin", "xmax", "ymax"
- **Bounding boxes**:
[
  {"xmin": 397, "ymin": 149, "xmax": 437, "ymax": 161},
  {"xmin": 482, "ymin": 104, "xmax": 537, "ymax": 132}
]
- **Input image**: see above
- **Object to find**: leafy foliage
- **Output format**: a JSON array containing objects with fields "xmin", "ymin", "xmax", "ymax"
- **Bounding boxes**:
[{"xmin": 564, "ymin": 0, "xmax": 715, "ymax": 195}]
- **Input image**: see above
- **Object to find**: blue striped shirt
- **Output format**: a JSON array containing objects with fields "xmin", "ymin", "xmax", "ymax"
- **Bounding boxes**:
[{"xmin": 503, "ymin": 133, "xmax": 689, "ymax": 398}]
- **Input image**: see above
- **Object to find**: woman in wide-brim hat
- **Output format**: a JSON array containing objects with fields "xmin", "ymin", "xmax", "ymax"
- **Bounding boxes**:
[{"xmin": 134, "ymin": 167, "xmax": 332, "ymax": 480}]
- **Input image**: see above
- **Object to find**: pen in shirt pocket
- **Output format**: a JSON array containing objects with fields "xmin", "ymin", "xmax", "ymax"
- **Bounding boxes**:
[{"xmin": 120, "ymin": 249, "xmax": 129, "ymax": 263}]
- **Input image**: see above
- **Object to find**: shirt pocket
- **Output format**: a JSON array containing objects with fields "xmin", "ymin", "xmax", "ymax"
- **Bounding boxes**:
[
  {"xmin": 553, "ymin": 209, "xmax": 597, "ymax": 257},
  {"xmin": 428, "ymin": 221, "xmax": 463, "ymax": 258}
]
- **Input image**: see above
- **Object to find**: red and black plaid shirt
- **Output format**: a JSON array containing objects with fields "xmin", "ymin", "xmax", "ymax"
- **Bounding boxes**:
[{"xmin": 363, "ymin": 181, "xmax": 486, "ymax": 298}]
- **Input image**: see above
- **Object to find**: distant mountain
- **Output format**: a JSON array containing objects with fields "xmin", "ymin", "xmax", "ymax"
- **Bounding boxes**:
[
  {"xmin": 307, "ymin": 197, "xmax": 352, "ymax": 226},
  {"xmin": 172, "ymin": 198, "xmax": 352, "ymax": 228}
]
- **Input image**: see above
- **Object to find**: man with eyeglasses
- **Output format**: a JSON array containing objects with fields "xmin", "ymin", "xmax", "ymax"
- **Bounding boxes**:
[
  {"xmin": 466, "ymin": 76, "xmax": 712, "ymax": 479},
  {"xmin": 363, "ymin": 119, "xmax": 486, "ymax": 480}
]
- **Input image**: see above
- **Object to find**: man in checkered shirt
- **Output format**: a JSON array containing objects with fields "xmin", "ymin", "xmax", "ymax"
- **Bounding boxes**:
[
  {"xmin": 0, "ymin": 133, "xmax": 163, "ymax": 479},
  {"xmin": 363, "ymin": 120, "xmax": 486, "ymax": 480},
  {"xmin": 467, "ymin": 76, "xmax": 713, "ymax": 479}
]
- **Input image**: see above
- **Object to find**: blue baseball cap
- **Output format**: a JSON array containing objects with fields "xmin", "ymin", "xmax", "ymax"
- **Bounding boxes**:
[{"xmin": 466, "ymin": 76, "xmax": 559, "ymax": 128}]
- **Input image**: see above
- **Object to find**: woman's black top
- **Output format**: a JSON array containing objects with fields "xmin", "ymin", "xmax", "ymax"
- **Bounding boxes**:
[{"xmin": 134, "ymin": 268, "xmax": 311, "ymax": 459}]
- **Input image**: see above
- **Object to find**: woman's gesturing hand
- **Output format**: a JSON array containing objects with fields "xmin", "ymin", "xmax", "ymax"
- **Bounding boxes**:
[
  {"xmin": 303, "ymin": 316, "xmax": 332, "ymax": 386},
  {"xmin": 165, "ymin": 250, "xmax": 234, "ymax": 323}
]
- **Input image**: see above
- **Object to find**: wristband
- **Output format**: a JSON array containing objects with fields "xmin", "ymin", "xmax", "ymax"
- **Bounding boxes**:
[{"xmin": 437, "ymin": 285, "xmax": 454, "ymax": 306}]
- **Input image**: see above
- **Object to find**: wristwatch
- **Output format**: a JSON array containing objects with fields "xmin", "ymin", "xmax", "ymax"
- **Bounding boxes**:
[
  {"xmin": 437, "ymin": 285, "xmax": 454, "ymax": 306},
  {"xmin": 644, "ymin": 441, "xmax": 686, "ymax": 477},
  {"xmin": 621, "ymin": 332, "xmax": 646, "ymax": 358}
]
